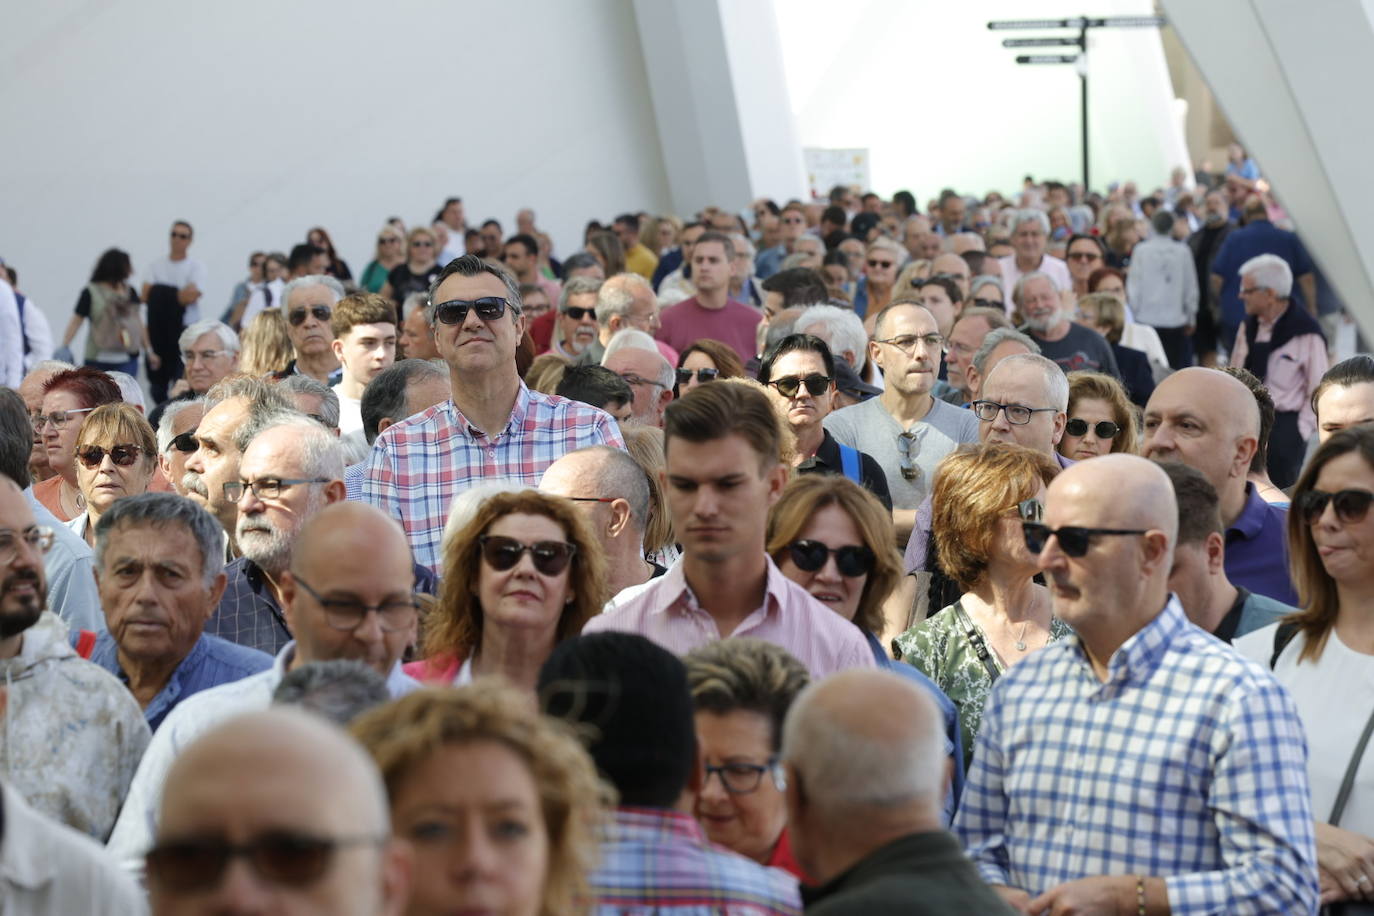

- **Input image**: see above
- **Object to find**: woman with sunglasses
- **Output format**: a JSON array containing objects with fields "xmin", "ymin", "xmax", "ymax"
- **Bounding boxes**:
[
  {"xmin": 359, "ymin": 225, "xmax": 406, "ymax": 294},
  {"xmin": 66, "ymin": 403, "xmax": 158, "ymax": 546},
  {"xmin": 674, "ymin": 339, "xmax": 745, "ymax": 398},
  {"xmin": 352, "ymin": 681, "xmax": 608, "ymax": 916},
  {"xmin": 33, "ymin": 368, "xmax": 123, "ymax": 522},
  {"xmin": 405, "ymin": 490, "xmax": 606, "ymax": 692},
  {"xmin": 378, "ymin": 227, "xmax": 441, "ymax": 308},
  {"xmin": 1236, "ymin": 426, "xmax": 1374, "ymax": 907},
  {"xmin": 1057, "ymin": 370, "xmax": 1138, "ymax": 462},
  {"xmin": 895, "ymin": 443, "xmax": 1067, "ymax": 769}
]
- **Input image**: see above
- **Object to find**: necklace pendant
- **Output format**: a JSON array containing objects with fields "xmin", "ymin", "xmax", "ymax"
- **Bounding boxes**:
[{"xmin": 1014, "ymin": 639, "xmax": 1027, "ymax": 651}]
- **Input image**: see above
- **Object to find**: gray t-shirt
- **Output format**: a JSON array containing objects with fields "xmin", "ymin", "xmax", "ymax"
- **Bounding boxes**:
[
  {"xmin": 823, "ymin": 396, "xmax": 979, "ymax": 510},
  {"xmin": 1030, "ymin": 322, "xmax": 1120, "ymax": 378}
]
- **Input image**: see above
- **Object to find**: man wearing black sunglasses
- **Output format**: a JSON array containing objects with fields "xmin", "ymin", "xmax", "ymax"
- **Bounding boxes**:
[
  {"xmin": 960, "ymin": 455, "xmax": 1318, "ymax": 914},
  {"xmin": 156, "ymin": 398, "xmax": 206, "ymax": 499},
  {"xmin": 273, "ymin": 276, "xmax": 344, "ymax": 386}
]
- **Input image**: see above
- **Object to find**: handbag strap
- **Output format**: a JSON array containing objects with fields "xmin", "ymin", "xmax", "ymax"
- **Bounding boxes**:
[
  {"xmin": 1329, "ymin": 704, "xmax": 1374, "ymax": 826},
  {"xmin": 953, "ymin": 601, "xmax": 1002, "ymax": 684}
]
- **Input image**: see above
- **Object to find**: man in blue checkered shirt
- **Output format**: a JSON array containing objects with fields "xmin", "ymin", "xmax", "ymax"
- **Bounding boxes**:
[{"xmin": 956, "ymin": 454, "xmax": 1318, "ymax": 915}]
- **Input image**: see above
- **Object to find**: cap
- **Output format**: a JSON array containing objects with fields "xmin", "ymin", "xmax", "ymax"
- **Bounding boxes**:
[{"xmin": 833, "ymin": 357, "xmax": 881, "ymax": 400}]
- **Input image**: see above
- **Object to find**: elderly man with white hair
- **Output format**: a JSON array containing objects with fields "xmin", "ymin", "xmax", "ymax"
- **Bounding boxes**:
[
  {"xmin": 150, "ymin": 320, "xmax": 240, "ymax": 428},
  {"xmin": 1229, "ymin": 252, "xmax": 1328, "ymax": 487},
  {"xmin": 602, "ymin": 328, "xmax": 674, "ymax": 427},
  {"xmin": 795, "ymin": 305, "xmax": 871, "ymax": 382},
  {"xmin": 274, "ymin": 275, "xmax": 345, "ymax": 385},
  {"xmin": 1016, "ymin": 271, "xmax": 1119, "ymax": 378},
  {"xmin": 574, "ymin": 273, "xmax": 673, "ymax": 367},
  {"xmin": 156, "ymin": 397, "xmax": 205, "ymax": 499},
  {"xmin": 782, "ymin": 669, "xmax": 1016, "ymax": 914},
  {"xmin": 997, "ymin": 209, "xmax": 1072, "ymax": 311}
]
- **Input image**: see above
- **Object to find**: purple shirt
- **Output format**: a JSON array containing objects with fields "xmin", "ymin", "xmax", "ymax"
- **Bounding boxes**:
[
  {"xmin": 1225, "ymin": 483, "xmax": 1298, "ymax": 607},
  {"xmin": 584, "ymin": 555, "xmax": 876, "ymax": 678},
  {"xmin": 656, "ymin": 296, "xmax": 761, "ymax": 364}
]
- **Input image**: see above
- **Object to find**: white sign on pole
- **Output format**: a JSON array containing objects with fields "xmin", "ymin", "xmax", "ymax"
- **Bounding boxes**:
[{"xmin": 803, "ymin": 148, "xmax": 871, "ymax": 200}]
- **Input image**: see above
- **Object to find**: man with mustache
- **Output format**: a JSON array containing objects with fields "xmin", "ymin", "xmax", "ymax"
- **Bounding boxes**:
[{"xmin": 0, "ymin": 474, "xmax": 149, "ymax": 839}]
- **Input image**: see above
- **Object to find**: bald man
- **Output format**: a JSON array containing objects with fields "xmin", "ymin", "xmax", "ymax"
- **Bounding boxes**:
[
  {"xmin": 957, "ymin": 455, "xmax": 1318, "ymax": 915},
  {"xmin": 1142, "ymin": 367, "xmax": 1297, "ymax": 605},
  {"xmin": 106, "ymin": 502, "xmax": 421, "ymax": 875},
  {"xmin": 147, "ymin": 708, "xmax": 409, "ymax": 915},
  {"xmin": 783, "ymin": 669, "xmax": 1014, "ymax": 914}
]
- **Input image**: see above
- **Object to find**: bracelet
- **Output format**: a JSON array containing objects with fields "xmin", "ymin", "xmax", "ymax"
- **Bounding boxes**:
[{"xmin": 1136, "ymin": 876, "xmax": 1146, "ymax": 916}]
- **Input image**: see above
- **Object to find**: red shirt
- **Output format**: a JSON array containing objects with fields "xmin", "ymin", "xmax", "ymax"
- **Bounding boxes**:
[
  {"xmin": 768, "ymin": 828, "xmax": 811, "ymax": 883},
  {"xmin": 656, "ymin": 296, "xmax": 760, "ymax": 364}
]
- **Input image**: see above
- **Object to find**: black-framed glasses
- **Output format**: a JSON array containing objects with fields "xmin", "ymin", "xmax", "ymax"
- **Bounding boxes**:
[
  {"xmin": 618, "ymin": 372, "xmax": 667, "ymax": 390},
  {"xmin": 287, "ymin": 305, "xmax": 331, "ymax": 326},
  {"xmin": 1021, "ymin": 523, "xmax": 1148, "ymax": 557},
  {"xmin": 1297, "ymin": 488, "xmax": 1374, "ymax": 526},
  {"xmin": 0, "ymin": 526, "xmax": 54, "ymax": 566},
  {"xmin": 291, "ymin": 574, "xmax": 417, "ymax": 632},
  {"xmin": 223, "ymin": 477, "xmax": 330, "ymax": 503},
  {"xmin": 703, "ymin": 759, "xmax": 782, "ymax": 794},
  {"xmin": 971, "ymin": 400, "xmax": 1058, "ymax": 425},
  {"xmin": 433, "ymin": 297, "xmax": 509, "ymax": 325},
  {"xmin": 76, "ymin": 444, "xmax": 144, "ymax": 469},
  {"xmin": 33, "ymin": 407, "xmax": 94, "ymax": 431},
  {"xmin": 676, "ymin": 367, "xmax": 719, "ymax": 386},
  {"xmin": 1065, "ymin": 418, "xmax": 1120, "ymax": 439},
  {"xmin": 479, "ymin": 535, "xmax": 576, "ymax": 576},
  {"xmin": 181, "ymin": 348, "xmax": 231, "ymax": 363},
  {"xmin": 768, "ymin": 374, "xmax": 831, "ymax": 398},
  {"xmin": 561, "ymin": 306, "xmax": 597, "ymax": 321},
  {"xmin": 874, "ymin": 334, "xmax": 945, "ymax": 355},
  {"xmin": 145, "ymin": 831, "xmax": 386, "ymax": 892},
  {"xmin": 787, "ymin": 540, "xmax": 875, "ymax": 577},
  {"xmin": 565, "ymin": 496, "xmax": 617, "ymax": 505},
  {"xmin": 168, "ymin": 431, "xmax": 199, "ymax": 454}
]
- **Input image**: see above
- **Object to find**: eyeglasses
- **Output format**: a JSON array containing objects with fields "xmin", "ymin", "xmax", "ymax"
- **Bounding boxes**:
[
  {"xmin": 971, "ymin": 297, "xmax": 1003, "ymax": 309},
  {"xmin": 410, "ymin": 240, "xmax": 434, "ymax": 248},
  {"xmin": 618, "ymin": 372, "xmax": 667, "ymax": 390},
  {"xmin": 565, "ymin": 496, "xmax": 617, "ymax": 505},
  {"xmin": 787, "ymin": 540, "xmax": 875, "ymax": 577},
  {"xmin": 170, "ymin": 231, "xmax": 192, "ymax": 240},
  {"xmin": 1239, "ymin": 286, "xmax": 1266, "ymax": 296},
  {"xmin": 1297, "ymin": 488, "xmax": 1374, "ymax": 526},
  {"xmin": 1065, "ymin": 418, "xmax": 1120, "ymax": 439},
  {"xmin": 433, "ymin": 297, "xmax": 509, "ymax": 325},
  {"xmin": 561, "ymin": 306, "xmax": 597, "ymax": 321},
  {"xmin": 479, "ymin": 535, "xmax": 577, "ymax": 576},
  {"xmin": 767, "ymin": 374, "xmax": 832, "ymax": 398},
  {"xmin": 145, "ymin": 831, "xmax": 385, "ymax": 893},
  {"xmin": 874, "ymin": 334, "xmax": 945, "ymax": 355},
  {"xmin": 33, "ymin": 407, "xmax": 95, "ymax": 431},
  {"xmin": 866, "ymin": 259, "xmax": 896, "ymax": 269},
  {"xmin": 223, "ymin": 477, "xmax": 330, "ymax": 502},
  {"xmin": 0, "ymin": 526, "xmax": 54, "ymax": 566},
  {"xmin": 378, "ymin": 236, "xmax": 401, "ymax": 244},
  {"xmin": 971, "ymin": 400, "xmax": 1058, "ymax": 425},
  {"xmin": 76, "ymin": 444, "xmax": 145, "ymax": 469},
  {"xmin": 676, "ymin": 367, "xmax": 719, "ymax": 386},
  {"xmin": 1066, "ymin": 251, "xmax": 1102, "ymax": 262},
  {"xmin": 287, "ymin": 305, "xmax": 332, "ymax": 326},
  {"xmin": 1021, "ymin": 523, "xmax": 1148, "ymax": 557},
  {"xmin": 703, "ymin": 759, "xmax": 782, "ymax": 794},
  {"xmin": 181, "ymin": 348, "xmax": 231, "ymax": 363},
  {"xmin": 167, "ymin": 431, "xmax": 199, "ymax": 454},
  {"xmin": 290, "ymin": 574, "xmax": 417, "ymax": 632}
]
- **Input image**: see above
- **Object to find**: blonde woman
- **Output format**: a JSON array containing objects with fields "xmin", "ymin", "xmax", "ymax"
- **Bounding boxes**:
[
  {"xmin": 360, "ymin": 225, "xmax": 406, "ymax": 293},
  {"xmin": 237, "ymin": 309, "xmax": 294, "ymax": 378}
]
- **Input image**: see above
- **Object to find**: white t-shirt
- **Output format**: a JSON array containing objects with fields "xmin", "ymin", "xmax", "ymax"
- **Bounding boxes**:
[
  {"xmin": 241, "ymin": 278, "xmax": 285, "ymax": 328},
  {"xmin": 332, "ymin": 384, "xmax": 363, "ymax": 435},
  {"xmin": 1236, "ymin": 623, "xmax": 1374, "ymax": 836},
  {"xmin": 144, "ymin": 256, "xmax": 207, "ymax": 325}
]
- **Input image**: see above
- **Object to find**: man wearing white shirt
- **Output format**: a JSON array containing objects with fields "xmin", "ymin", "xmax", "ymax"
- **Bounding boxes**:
[
  {"xmin": 229, "ymin": 251, "xmax": 286, "ymax": 331},
  {"xmin": 142, "ymin": 221, "xmax": 208, "ymax": 402},
  {"xmin": 329, "ymin": 292, "xmax": 397, "ymax": 436},
  {"xmin": 0, "ymin": 270, "xmax": 23, "ymax": 387},
  {"xmin": 997, "ymin": 210, "xmax": 1072, "ymax": 313}
]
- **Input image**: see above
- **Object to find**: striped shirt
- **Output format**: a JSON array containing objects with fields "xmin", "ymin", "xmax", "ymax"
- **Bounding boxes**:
[
  {"xmin": 587, "ymin": 807, "xmax": 801, "ymax": 916},
  {"xmin": 956, "ymin": 597, "xmax": 1318, "ymax": 914},
  {"xmin": 362, "ymin": 385, "xmax": 623, "ymax": 574}
]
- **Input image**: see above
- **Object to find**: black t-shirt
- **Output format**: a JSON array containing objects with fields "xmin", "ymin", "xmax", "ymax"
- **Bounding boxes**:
[{"xmin": 387, "ymin": 263, "xmax": 442, "ymax": 306}]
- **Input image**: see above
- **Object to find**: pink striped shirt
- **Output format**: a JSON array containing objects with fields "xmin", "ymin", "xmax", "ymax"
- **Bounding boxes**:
[{"xmin": 583, "ymin": 556, "xmax": 876, "ymax": 677}]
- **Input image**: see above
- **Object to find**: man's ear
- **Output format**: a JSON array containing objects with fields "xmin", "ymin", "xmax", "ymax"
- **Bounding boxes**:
[
  {"xmin": 1204, "ymin": 531, "xmax": 1226, "ymax": 575},
  {"xmin": 323, "ymin": 479, "xmax": 347, "ymax": 505},
  {"xmin": 204, "ymin": 572, "xmax": 228, "ymax": 620},
  {"xmin": 1141, "ymin": 530, "xmax": 1173, "ymax": 578},
  {"xmin": 376, "ymin": 417, "xmax": 396, "ymax": 438},
  {"xmin": 279, "ymin": 570, "xmax": 299, "ymax": 635},
  {"xmin": 331, "ymin": 339, "xmax": 345, "ymax": 362},
  {"xmin": 1233, "ymin": 435, "xmax": 1258, "ymax": 480},
  {"xmin": 606, "ymin": 498, "xmax": 633, "ymax": 539},
  {"xmin": 1051, "ymin": 411, "xmax": 1066, "ymax": 447}
]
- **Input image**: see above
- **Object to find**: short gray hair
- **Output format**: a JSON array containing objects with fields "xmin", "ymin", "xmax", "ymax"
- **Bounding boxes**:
[
  {"xmin": 559, "ymin": 275, "xmax": 603, "ymax": 312},
  {"xmin": 1239, "ymin": 253, "xmax": 1293, "ymax": 298},
  {"xmin": 1011, "ymin": 208, "xmax": 1050, "ymax": 236},
  {"xmin": 203, "ymin": 373, "xmax": 294, "ymax": 415},
  {"xmin": 596, "ymin": 273, "xmax": 654, "ymax": 329},
  {"xmin": 401, "ymin": 291, "xmax": 428, "ymax": 322},
  {"xmin": 568, "ymin": 445, "xmax": 651, "ymax": 535},
  {"xmin": 969, "ymin": 275, "xmax": 1004, "ymax": 299},
  {"xmin": 281, "ymin": 275, "xmax": 345, "ymax": 311},
  {"xmin": 360, "ymin": 359, "xmax": 448, "ymax": 445},
  {"xmin": 157, "ymin": 396, "xmax": 205, "ymax": 454},
  {"xmin": 276, "ymin": 375, "xmax": 340, "ymax": 430},
  {"xmin": 95, "ymin": 492, "xmax": 226, "ymax": 586},
  {"xmin": 106, "ymin": 372, "xmax": 145, "ymax": 411},
  {"xmin": 971, "ymin": 326, "xmax": 1040, "ymax": 377},
  {"xmin": 271, "ymin": 659, "xmax": 391, "ymax": 725},
  {"xmin": 602, "ymin": 329, "xmax": 673, "ymax": 390},
  {"xmin": 991, "ymin": 352, "xmax": 1069, "ymax": 410},
  {"xmin": 794, "ymin": 305, "xmax": 868, "ymax": 373},
  {"xmin": 178, "ymin": 320, "xmax": 240, "ymax": 355},
  {"xmin": 241, "ymin": 413, "xmax": 345, "ymax": 482}
]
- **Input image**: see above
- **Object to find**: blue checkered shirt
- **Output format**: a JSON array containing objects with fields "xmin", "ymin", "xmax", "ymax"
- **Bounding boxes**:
[{"xmin": 955, "ymin": 597, "xmax": 1318, "ymax": 915}]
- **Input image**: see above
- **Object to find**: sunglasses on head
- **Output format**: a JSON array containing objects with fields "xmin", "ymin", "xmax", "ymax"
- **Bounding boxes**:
[
  {"xmin": 479, "ymin": 535, "xmax": 576, "ymax": 576},
  {"xmin": 562, "ymin": 306, "xmax": 597, "ymax": 321},
  {"xmin": 288, "ymin": 305, "xmax": 332, "ymax": 326},
  {"xmin": 76, "ymin": 444, "xmax": 144, "ymax": 469},
  {"xmin": 768, "ymin": 374, "xmax": 831, "ymax": 398},
  {"xmin": 433, "ymin": 297, "xmax": 509, "ymax": 325},
  {"xmin": 676, "ymin": 367, "xmax": 719, "ymax": 386},
  {"xmin": 1065, "ymin": 418, "xmax": 1120, "ymax": 439},
  {"xmin": 168, "ymin": 431, "xmax": 198, "ymax": 454},
  {"xmin": 145, "ymin": 832, "xmax": 382, "ymax": 893},
  {"xmin": 1297, "ymin": 488, "xmax": 1374, "ymax": 525},
  {"xmin": 787, "ymin": 540, "xmax": 875, "ymax": 577},
  {"xmin": 1021, "ymin": 523, "xmax": 1148, "ymax": 557}
]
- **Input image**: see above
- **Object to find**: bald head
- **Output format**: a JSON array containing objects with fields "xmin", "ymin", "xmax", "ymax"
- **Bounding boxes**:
[
  {"xmin": 293, "ymin": 501, "xmax": 411, "ymax": 580},
  {"xmin": 1051, "ymin": 454, "xmax": 1177, "ymax": 544},
  {"xmin": 1167, "ymin": 368, "xmax": 1260, "ymax": 439},
  {"xmin": 1142, "ymin": 368, "xmax": 1260, "ymax": 511},
  {"xmin": 540, "ymin": 445, "xmax": 650, "ymax": 534}
]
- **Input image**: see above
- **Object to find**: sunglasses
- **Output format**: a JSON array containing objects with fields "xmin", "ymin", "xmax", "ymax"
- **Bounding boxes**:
[
  {"xmin": 972, "ymin": 297, "xmax": 1004, "ymax": 309},
  {"xmin": 170, "ymin": 231, "xmax": 192, "ymax": 240},
  {"xmin": 561, "ymin": 306, "xmax": 597, "ymax": 321},
  {"xmin": 1021, "ymin": 523, "xmax": 1148, "ymax": 557},
  {"xmin": 76, "ymin": 444, "xmax": 144, "ymax": 469},
  {"xmin": 1065, "ymin": 418, "xmax": 1120, "ymax": 439},
  {"xmin": 145, "ymin": 832, "xmax": 383, "ymax": 893},
  {"xmin": 1297, "ymin": 488, "xmax": 1374, "ymax": 525},
  {"xmin": 288, "ymin": 305, "xmax": 332, "ymax": 326},
  {"xmin": 411, "ymin": 240, "xmax": 434, "ymax": 247},
  {"xmin": 479, "ymin": 535, "xmax": 576, "ymax": 576},
  {"xmin": 768, "ymin": 374, "xmax": 832, "ymax": 398},
  {"xmin": 787, "ymin": 540, "xmax": 875, "ymax": 577},
  {"xmin": 867, "ymin": 259, "xmax": 896, "ymax": 269},
  {"xmin": 433, "ymin": 297, "xmax": 509, "ymax": 325},
  {"xmin": 167, "ymin": 431, "xmax": 198, "ymax": 454},
  {"xmin": 676, "ymin": 367, "xmax": 719, "ymax": 386},
  {"xmin": 1066, "ymin": 251, "xmax": 1102, "ymax": 262}
]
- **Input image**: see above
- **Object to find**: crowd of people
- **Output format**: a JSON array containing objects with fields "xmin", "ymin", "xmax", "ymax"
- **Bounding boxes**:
[{"xmin": 0, "ymin": 157, "xmax": 1371, "ymax": 915}]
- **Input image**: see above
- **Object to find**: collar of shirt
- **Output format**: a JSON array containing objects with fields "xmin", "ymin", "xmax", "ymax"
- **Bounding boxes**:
[
  {"xmin": 95, "ymin": 631, "xmax": 210, "ymax": 712},
  {"xmin": 449, "ymin": 381, "xmax": 529, "ymax": 444},
  {"xmin": 1214, "ymin": 586, "xmax": 1251, "ymax": 643},
  {"xmin": 796, "ymin": 429, "xmax": 841, "ymax": 472},
  {"xmin": 657, "ymin": 554, "xmax": 790, "ymax": 632},
  {"xmin": 606, "ymin": 806, "xmax": 710, "ymax": 845},
  {"xmin": 1069, "ymin": 596, "xmax": 1189, "ymax": 690},
  {"xmin": 1228, "ymin": 482, "xmax": 1270, "ymax": 541}
]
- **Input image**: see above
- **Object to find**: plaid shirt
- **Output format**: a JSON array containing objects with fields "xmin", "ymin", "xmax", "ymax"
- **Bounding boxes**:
[
  {"xmin": 587, "ymin": 807, "xmax": 801, "ymax": 916},
  {"xmin": 207, "ymin": 557, "xmax": 291, "ymax": 656},
  {"xmin": 362, "ymin": 385, "xmax": 623, "ymax": 574},
  {"xmin": 955, "ymin": 597, "xmax": 1318, "ymax": 914}
]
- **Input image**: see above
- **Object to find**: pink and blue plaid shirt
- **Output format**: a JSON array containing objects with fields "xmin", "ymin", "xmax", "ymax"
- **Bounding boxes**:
[{"xmin": 361, "ymin": 384, "xmax": 623, "ymax": 574}]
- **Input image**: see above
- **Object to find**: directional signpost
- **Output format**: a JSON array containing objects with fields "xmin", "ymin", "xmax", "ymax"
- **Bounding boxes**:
[{"xmin": 989, "ymin": 15, "xmax": 1166, "ymax": 191}]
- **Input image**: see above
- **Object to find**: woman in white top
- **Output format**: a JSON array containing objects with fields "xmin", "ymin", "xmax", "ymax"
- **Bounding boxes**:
[
  {"xmin": 66, "ymin": 403, "xmax": 157, "ymax": 548},
  {"xmin": 1237, "ymin": 424, "xmax": 1374, "ymax": 907}
]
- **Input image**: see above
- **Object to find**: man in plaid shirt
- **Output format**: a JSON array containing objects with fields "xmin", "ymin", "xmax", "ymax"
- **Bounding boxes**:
[
  {"xmin": 957, "ymin": 454, "xmax": 1318, "ymax": 915},
  {"xmin": 362, "ymin": 255, "xmax": 622, "ymax": 574}
]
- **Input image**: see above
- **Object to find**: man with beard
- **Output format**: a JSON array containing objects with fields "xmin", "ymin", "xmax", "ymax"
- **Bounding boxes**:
[
  {"xmin": 1016, "ymin": 272, "xmax": 1119, "ymax": 378},
  {"xmin": 0, "ymin": 474, "xmax": 149, "ymax": 839}
]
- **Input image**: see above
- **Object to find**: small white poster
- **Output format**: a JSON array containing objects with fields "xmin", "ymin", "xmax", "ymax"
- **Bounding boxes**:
[{"xmin": 803, "ymin": 148, "xmax": 871, "ymax": 200}]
